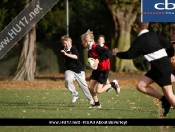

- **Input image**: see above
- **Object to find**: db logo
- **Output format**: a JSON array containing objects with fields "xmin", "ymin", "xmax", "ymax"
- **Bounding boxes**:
[{"xmin": 155, "ymin": 0, "xmax": 175, "ymax": 10}]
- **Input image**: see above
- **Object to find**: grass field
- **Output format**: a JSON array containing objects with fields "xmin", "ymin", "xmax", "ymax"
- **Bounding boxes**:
[{"xmin": 0, "ymin": 80, "xmax": 175, "ymax": 132}]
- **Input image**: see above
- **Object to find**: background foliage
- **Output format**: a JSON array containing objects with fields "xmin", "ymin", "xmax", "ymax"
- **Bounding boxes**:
[{"xmin": 0, "ymin": 0, "xmax": 174, "ymax": 76}]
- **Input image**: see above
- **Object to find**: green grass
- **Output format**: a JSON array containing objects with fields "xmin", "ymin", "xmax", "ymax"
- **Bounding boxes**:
[{"xmin": 0, "ymin": 88, "xmax": 175, "ymax": 132}]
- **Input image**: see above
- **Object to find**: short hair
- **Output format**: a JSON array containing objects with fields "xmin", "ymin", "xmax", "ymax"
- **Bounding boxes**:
[
  {"xmin": 135, "ymin": 15, "xmax": 149, "ymax": 30},
  {"xmin": 171, "ymin": 24, "xmax": 175, "ymax": 35},
  {"xmin": 80, "ymin": 29, "xmax": 94, "ymax": 42},
  {"xmin": 61, "ymin": 35, "xmax": 72, "ymax": 44},
  {"xmin": 98, "ymin": 35, "xmax": 105, "ymax": 40}
]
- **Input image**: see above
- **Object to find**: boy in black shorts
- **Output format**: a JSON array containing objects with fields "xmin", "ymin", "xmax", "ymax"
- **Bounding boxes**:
[
  {"xmin": 112, "ymin": 15, "xmax": 175, "ymax": 116},
  {"xmin": 97, "ymin": 35, "xmax": 110, "ymax": 85},
  {"xmin": 80, "ymin": 30, "xmax": 120, "ymax": 108}
]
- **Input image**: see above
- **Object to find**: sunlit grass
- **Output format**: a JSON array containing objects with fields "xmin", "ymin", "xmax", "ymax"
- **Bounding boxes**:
[{"xmin": 0, "ymin": 87, "xmax": 174, "ymax": 132}]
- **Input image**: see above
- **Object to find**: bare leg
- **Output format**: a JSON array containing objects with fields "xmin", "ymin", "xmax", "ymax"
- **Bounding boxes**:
[
  {"xmin": 88, "ymin": 79, "xmax": 98, "ymax": 102},
  {"xmin": 106, "ymin": 79, "xmax": 110, "ymax": 84},
  {"xmin": 96, "ymin": 83, "xmax": 112, "ymax": 94},
  {"xmin": 136, "ymin": 76, "xmax": 163, "ymax": 99},
  {"xmin": 162, "ymin": 85, "xmax": 175, "ymax": 108},
  {"xmin": 137, "ymin": 76, "xmax": 174, "ymax": 116}
]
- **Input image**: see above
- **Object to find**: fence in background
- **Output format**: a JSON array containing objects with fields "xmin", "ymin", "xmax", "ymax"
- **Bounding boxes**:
[{"xmin": 0, "ymin": 42, "xmax": 87, "ymax": 77}]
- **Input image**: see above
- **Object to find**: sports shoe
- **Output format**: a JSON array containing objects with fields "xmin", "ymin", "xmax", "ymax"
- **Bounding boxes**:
[
  {"xmin": 161, "ymin": 96, "xmax": 171, "ymax": 116},
  {"xmin": 89, "ymin": 104, "xmax": 101, "ymax": 109},
  {"xmin": 72, "ymin": 96, "xmax": 78, "ymax": 103},
  {"xmin": 90, "ymin": 100, "xmax": 94, "ymax": 105},
  {"xmin": 106, "ymin": 87, "xmax": 113, "ymax": 92},
  {"xmin": 112, "ymin": 80, "xmax": 120, "ymax": 94},
  {"xmin": 165, "ymin": 106, "xmax": 175, "ymax": 109}
]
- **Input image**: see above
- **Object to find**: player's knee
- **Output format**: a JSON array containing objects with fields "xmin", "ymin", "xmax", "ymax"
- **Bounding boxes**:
[
  {"xmin": 88, "ymin": 86, "xmax": 96, "ymax": 95},
  {"xmin": 162, "ymin": 86, "xmax": 174, "ymax": 97},
  {"xmin": 88, "ymin": 84, "xmax": 94, "ymax": 89},
  {"xmin": 65, "ymin": 77, "xmax": 74, "ymax": 84},
  {"xmin": 136, "ymin": 83, "xmax": 144, "ymax": 91},
  {"xmin": 96, "ymin": 89, "xmax": 102, "ymax": 94},
  {"xmin": 136, "ymin": 84, "xmax": 140, "ymax": 91}
]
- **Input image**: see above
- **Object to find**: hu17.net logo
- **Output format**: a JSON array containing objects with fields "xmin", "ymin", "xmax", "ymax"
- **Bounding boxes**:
[{"xmin": 142, "ymin": 0, "xmax": 175, "ymax": 22}]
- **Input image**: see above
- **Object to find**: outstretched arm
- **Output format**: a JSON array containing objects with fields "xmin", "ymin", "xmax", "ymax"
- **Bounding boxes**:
[
  {"xmin": 61, "ymin": 50, "xmax": 78, "ymax": 59},
  {"xmin": 112, "ymin": 41, "xmax": 142, "ymax": 59}
]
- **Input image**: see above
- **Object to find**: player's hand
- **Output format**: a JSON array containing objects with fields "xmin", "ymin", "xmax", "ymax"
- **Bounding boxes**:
[
  {"xmin": 85, "ymin": 62, "xmax": 91, "ymax": 69},
  {"xmin": 112, "ymin": 48, "xmax": 119, "ymax": 56},
  {"xmin": 61, "ymin": 50, "xmax": 67, "ymax": 55},
  {"xmin": 93, "ymin": 59, "xmax": 99, "ymax": 68}
]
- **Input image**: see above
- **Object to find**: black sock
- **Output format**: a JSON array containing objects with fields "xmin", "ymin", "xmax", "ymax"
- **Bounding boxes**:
[
  {"xmin": 110, "ymin": 82, "xmax": 115, "ymax": 88},
  {"xmin": 95, "ymin": 101, "xmax": 100, "ymax": 105},
  {"xmin": 160, "ymin": 96, "xmax": 165, "ymax": 102}
]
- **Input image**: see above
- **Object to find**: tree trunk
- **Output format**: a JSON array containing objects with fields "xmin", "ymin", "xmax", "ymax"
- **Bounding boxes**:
[
  {"xmin": 110, "ymin": 32, "xmax": 118, "ymax": 71},
  {"xmin": 13, "ymin": 26, "xmax": 36, "ymax": 81},
  {"xmin": 105, "ymin": 0, "xmax": 139, "ymax": 72},
  {"xmin": 116, "ymin": 30, "xmax": 138, "ymax": 72}
]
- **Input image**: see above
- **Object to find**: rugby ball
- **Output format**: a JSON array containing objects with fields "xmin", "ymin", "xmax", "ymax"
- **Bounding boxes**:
[{"xmin": 87, "ymin": 58, "xmax": 97, "ymax": 70}]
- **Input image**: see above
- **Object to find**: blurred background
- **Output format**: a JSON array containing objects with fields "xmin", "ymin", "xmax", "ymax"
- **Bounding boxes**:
[{"xmin": 0, "ymin": 0, "xmax": 173, "ymax": 80}]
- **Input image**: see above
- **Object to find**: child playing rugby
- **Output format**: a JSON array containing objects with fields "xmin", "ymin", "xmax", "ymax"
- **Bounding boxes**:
[
  {"xmin": 61, "ymin": 35, "xmax": 94, "ymax": 105},
  {"xmin": 80, "ymin": 30, "xmax": 120, "ymax": 108},
  {"xmin": 97, "ymin": 35, "xmax": 115, "ymax": 92}
]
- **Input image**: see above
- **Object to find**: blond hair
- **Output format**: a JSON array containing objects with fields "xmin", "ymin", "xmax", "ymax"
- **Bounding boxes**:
[
  {"xmin": 80, "ymin": 29, "xmax": 94, "ymax": 42},
  {"xmin": 61, "ymin": 35, "xmax": 72, "ymax": 44}
]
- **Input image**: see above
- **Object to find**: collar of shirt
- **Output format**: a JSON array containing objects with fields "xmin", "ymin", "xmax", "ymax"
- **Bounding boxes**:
[
  {"xmin": 64, "ymin": 46, "xmax": 72, "ymax": 52},
  {"xmin": 87, "ymin": 42, "xmax": 94, "ymax": 51},
  {"xmin": 137, "ymin": 29, "xmax": 149, "ymax": 37},
  {"xmin": 100, "ymin": 44, "xmax": 104, "ymax": 47}
]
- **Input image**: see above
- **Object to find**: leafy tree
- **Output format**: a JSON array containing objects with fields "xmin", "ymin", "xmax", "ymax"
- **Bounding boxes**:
[
  {"xmin": 149, "ymin": 22, "xmax": 173, "ymax": 39},
  {"xmin": 68, "ymin": 0, "xmax": 113, "ymax": 65},
  {"xmin": 36, "ymin": 1, "xmax": 67, "ymax": 42},
  {"xmin": 4, "ymin": 0, "xmax": 173, "ymax": 77},
  {"xmin": 36, "ymin": 0, "xmax": 112, "ymax": 66},
  {"xmin": 0, "ymin": 0, "xmax": 26, "ymax": 30}
]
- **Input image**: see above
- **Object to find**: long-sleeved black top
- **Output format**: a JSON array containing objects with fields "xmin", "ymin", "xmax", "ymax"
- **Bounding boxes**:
[{"xmin": 116, "ymin": 31, "xmax": 174, "ymax": 73}]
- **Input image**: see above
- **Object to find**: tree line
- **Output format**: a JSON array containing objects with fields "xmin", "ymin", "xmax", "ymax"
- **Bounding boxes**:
[{"xmin": 0, "ymin": 0, "xmax": 173, "ymax": 81}]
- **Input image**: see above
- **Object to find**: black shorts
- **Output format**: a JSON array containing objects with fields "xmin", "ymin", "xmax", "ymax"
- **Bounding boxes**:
[
  {"xmin": 145, "ymin": 69, "xmax": 171, "ymax": 87},
  {"xmin": 90, "ymin": 70, "xmax": 109, "ymax": 84}
]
